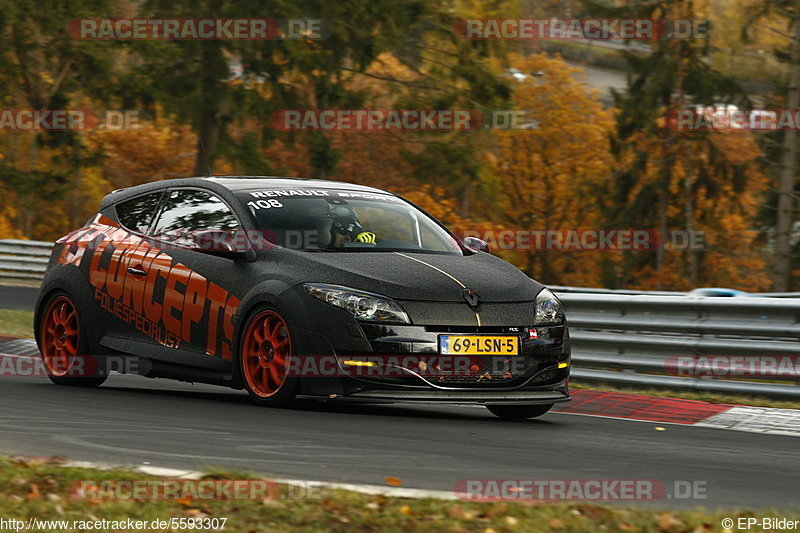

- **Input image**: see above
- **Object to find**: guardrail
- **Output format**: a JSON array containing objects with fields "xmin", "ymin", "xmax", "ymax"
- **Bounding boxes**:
[
  {"xmin": 0, "ymin": 239, "xmax": 52, "ymax": 284},
  {"xmin": 2, "ymin": 239, "xmax": 800, "ymax": 398},
  {"xmin": 558, "ymin": 293, "xmax": 800, "ymax": 399}
]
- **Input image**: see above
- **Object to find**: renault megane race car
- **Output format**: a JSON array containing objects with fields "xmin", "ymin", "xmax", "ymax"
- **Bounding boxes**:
[{"xmin": 35, "ymin": 177, "xmax": 570, "ymax": 419}]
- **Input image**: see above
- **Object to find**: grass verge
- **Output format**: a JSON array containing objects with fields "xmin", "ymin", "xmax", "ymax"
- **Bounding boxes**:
[
  {"xmin": 0, "ymin": 309, "xmax": 34, "ymax": 338},
  {"xmin": 0, "ymin": 456, "xmax": 796, "ymax": 533}
]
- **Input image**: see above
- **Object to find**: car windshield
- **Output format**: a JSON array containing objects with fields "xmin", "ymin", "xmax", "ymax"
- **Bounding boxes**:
[{"xmin": 235, "ymin": 188, "xmax": 463, "ymax": 254}]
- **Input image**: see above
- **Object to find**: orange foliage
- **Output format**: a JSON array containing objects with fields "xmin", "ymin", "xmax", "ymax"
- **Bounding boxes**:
[
  {"xmin": 481, "ymin": 53, "xmax": 617, "ymax": 284},
  {"xmin": 617, "ymin": 127, "xmax": 770, "ymax": 291},
  {"xmin": 86, "ymin": 121, "xmax": 232, "ymax": 189}
]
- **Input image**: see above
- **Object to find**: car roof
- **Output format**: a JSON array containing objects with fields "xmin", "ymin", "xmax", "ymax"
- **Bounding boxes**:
[
  {"xmin": 205, "ymin": 176, "xmax": 390, "ymax": 193},
  {"xmin": 101, "ymin": 176, "xmax": 392, "ymax": 208}
]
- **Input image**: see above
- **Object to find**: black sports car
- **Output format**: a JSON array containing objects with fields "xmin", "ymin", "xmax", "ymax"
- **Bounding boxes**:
[{"xmin": 35, "ymin": 176, "xmax": 570, "ymax": 419}]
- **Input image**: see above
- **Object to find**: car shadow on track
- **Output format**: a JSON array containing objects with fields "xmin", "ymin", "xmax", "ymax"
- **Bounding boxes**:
[{"xmin": 24, "ymin": 376, "xmax": 564, "ymax": 426}]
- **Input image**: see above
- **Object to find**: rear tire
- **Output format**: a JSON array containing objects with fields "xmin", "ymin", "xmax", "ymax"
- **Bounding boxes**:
[
  {"xmin": 38, "ymin": 292, "xmax": 107, "ymax": 388},
  {"xmin": 238, "ymin": 307, "xmax": 298, "ymax": 407},
  {"xmin": 486, "ymin": 403, "xmax": 553, "ymax": 420}
]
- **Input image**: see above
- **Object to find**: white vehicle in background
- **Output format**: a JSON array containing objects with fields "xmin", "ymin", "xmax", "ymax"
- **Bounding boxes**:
[
  {"xmin": 503, "ymin": 68, "xmax": 545, "ymax": 82},
  {"xmin": 687, "ymin": 287, "xmax": 751, "ymax": 297}
]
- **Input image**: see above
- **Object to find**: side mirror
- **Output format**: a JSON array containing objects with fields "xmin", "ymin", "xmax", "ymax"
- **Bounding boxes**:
[
  {"xmin": 463, "ymin": 236, "xmax": 490, "ymax": 254},
  {"xmin": 191, "ymin": 230, "xmax": 249, "ymax": 261}
]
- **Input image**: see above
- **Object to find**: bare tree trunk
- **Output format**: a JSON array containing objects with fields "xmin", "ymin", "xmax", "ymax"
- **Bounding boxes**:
[
  {"xmin": 684, "ymin": 165, "xmax": 697, "ymax": 284},
  {"xmin": 194, "ymin": 112, "xmax": 218, "ymax": 176},
  {"xmin": 675, "ymin": 45, "xmax": 698, "ymax": 285},
  {"xmin": 656, "ymin": 168, "xmax": 669, "ymax": 289},
  {"xmin": 193, "ymin": 42, "xmax": 224, "ymax": 176},
  {"xmin": 773, "ymin": 5, "xmax": 800, "ymax": 291}
]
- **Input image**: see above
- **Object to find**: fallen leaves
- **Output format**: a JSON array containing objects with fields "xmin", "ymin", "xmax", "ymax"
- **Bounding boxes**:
[
  {"xmin": 384, "ymin": 476, "xmax": 403, "ymax": 487},
  {"xmin": 26, "ymin": 483, "xmax": 41, "ymax": 500},
  {"xmin": 175, "ymin": 497, "xmax": 194, "ymax": 507},
  {"xmin": 657, "ymin": 512, "xmax": 685, "ymax": 531},
  {"xmin": 399, "ymin": 504, "xmax": 416, "ymax": 516},
  {"xmin": 322, "ymin": 498, "xmax": 342, "ymax": 512},
  {"xmin": 447, "ymin": 505, "xmax": 477, "ymax": 520}
]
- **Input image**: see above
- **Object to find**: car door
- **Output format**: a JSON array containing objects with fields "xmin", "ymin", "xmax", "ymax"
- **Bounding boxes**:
[
  {"xmin": 142, "ymin": 188, "xmax": 245, "ymax": 363},
  {"xmin": 91, "ymin": 191, "xmax": 165, "ymax": 343}
]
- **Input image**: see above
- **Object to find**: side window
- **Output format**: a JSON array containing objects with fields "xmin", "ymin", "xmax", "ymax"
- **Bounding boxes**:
[
  {"xmin": 115, "ymin": 192, "xmax": 163, "ymax": 234},
  {"xmin": 151, "ymin": 190, "xmax": 240, "ymax": 247}
]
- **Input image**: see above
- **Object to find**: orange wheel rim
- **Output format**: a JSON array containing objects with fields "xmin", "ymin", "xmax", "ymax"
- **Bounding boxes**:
[
  {"xmin": 242, "ymin": 311, "xmax": 291, "ymax": 398},
  {"xmin": 40, "ymin": 296, "xmax": 80, "ymax": 377}
]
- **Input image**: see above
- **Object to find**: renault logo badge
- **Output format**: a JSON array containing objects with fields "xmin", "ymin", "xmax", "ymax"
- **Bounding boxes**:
[{"xmin": 462, "ymin": 288, "xmax": 480, "ymax": 309}]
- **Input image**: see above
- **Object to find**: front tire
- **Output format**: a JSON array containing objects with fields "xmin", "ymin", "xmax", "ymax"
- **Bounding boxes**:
[
  {"xmin": 487, "ymin": 403, "xmax": 554, "ymax": 420},
  {"xmin": 238, "ymin": 308, "xmax": 298, "ymax": 407},
  {"xmin": 38, "ymin": 292, "xmax": 106, "ymax": 388}
]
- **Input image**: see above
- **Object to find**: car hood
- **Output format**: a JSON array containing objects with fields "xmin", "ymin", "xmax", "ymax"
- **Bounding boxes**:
[{"xmin": 270, "ymin": 249, "xmax": 543, "ymax": 302}]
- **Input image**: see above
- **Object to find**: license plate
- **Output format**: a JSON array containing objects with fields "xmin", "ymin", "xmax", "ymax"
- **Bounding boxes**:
[{"xmin": 438, "ymin": 335, "xmax": 518, "ymax": 355}]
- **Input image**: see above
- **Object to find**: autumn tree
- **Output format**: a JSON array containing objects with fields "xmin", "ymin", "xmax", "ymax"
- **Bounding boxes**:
[
  {"xmin": 0, "ymin": 0, "xmax": 121, "ymax": 238},
  {"xmin": 480, "ymin": 53, "xmax": 616, "ymax": 284},
  {"xmin": 741, "ymin": 0, "xmax": 800, "ymax": 290},
  {"xmin": 581, "ymin": 0, "xmax": 770, "ymax": 289}
]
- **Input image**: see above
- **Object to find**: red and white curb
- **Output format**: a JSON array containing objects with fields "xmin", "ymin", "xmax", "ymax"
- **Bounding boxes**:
[
  {"xmin": 0, "ymin": 337, "xmax": 40, "ymax": 357},
  {"xmin": 3, "ymin": 337, "xmax": 800, "ymax": 438},
  {"xmin": 557, "ymin": 390, "xmax": 800, "ymax": 437},
  {"xmin": 694, "ymin": 406, "xmax": 800, "ymax": 436}
]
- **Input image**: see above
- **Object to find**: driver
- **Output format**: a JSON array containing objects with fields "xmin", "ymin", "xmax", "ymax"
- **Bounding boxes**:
[{"xmin": 330, "ymin": 205, "xmax": 377, "ymax": 245}]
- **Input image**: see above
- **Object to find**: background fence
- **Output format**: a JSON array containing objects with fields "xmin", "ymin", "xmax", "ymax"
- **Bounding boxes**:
[
  {"xmin": 2, "ymin": 239, "xmax": 799, "ymax": 398},
  {"xmin": 560, "ymin": 293, "xmax": 800, "ymax": 399},
  {"xmin": 0, "ymin": 239, "xmax": 52, "ymax": 284}
]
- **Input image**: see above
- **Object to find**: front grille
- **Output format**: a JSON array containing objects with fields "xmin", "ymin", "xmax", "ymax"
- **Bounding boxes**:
[{"xmin": 421, "ymin": 354, "xmax": 539, "ymax": 387}]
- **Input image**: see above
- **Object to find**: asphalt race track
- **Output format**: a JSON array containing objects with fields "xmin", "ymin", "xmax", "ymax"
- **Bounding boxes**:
[
  {"xmin": 0, "ymin": 285, "xmax": 39, "ymax": 311},
  {"xmin": 0, "ymin": 286, "xmax": 798, "ymax": 509},
  {"xmin": 0, "ymin": 287, "xmax": 800, "ymax": 508},
  {"xmin": 0, "ymin": 364, "xmax": 798, "ymax": 510}
]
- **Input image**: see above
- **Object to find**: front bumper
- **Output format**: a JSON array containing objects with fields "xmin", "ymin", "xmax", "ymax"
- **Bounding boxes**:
[
  {"xmin": 296, "ymin": 320, "xmax": 571, "ymax": 402},
  {"xmin": 280, "ymin": 286, "xmax": 571, "ymax": 403}
]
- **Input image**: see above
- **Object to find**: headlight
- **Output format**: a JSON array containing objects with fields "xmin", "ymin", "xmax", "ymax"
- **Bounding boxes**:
[
  {"xmin": 303, "ymin": 283, "xmax": 410, "ymax": 324},
  {"xmin": 534, "ymin": 288, "xmax": 563, "ymax": 325}
]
